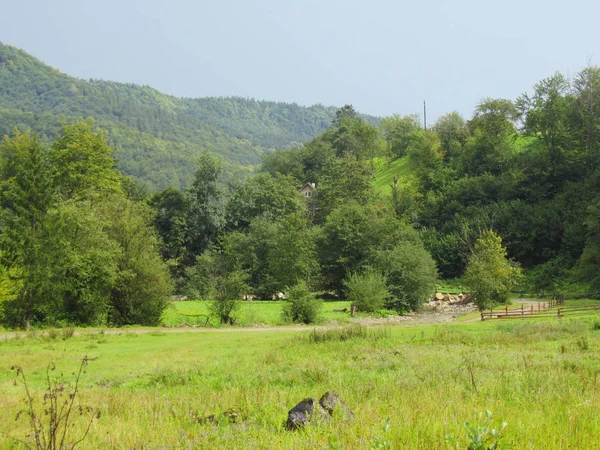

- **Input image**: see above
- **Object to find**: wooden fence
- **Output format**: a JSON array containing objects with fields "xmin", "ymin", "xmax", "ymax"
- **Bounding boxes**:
[{"xmin": 479, "ymin": 297, "xmax": 600, "ymax": 321}]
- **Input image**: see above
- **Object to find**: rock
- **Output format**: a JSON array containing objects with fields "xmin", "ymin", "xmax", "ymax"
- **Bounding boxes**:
[
  {"xmin": 435, "ymin": 293, "xmax": 444, "ymax": 301},
  {"xmin": 319, "ymin": 392, "xmax": 354, "ymax": 420},
  {"xmin": 285, "ymin": 398, "xmax": 329, "ymax": 430},
  {"xmin": 442, "ymin": 294, "xmax": 450, "ymax": 302}
]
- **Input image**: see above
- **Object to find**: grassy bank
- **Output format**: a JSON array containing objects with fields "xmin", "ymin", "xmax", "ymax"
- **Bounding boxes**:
[{"xmin": 2, "ymin": 311, "xmax": 600, "ymax": 448}]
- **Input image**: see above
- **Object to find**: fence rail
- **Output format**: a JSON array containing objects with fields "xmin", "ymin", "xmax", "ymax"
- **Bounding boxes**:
[{"xmin": 479, "ymin": 298, "xmax": 600, "ymax": 321}]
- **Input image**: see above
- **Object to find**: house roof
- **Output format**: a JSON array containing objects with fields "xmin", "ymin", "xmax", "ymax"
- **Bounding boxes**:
[{"xmin": 298, "ymin": 182, "xmax": 316, "ymax": 191}]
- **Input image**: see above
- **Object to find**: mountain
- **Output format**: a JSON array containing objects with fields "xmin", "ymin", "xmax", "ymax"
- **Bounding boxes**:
[{"xmin": 0, "ymin": 42, "xmax": 378, "ymax": 191}]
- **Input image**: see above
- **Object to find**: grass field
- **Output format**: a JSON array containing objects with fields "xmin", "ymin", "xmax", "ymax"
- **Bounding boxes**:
[
  {"xmin": 2, "ymin": 300, "xmax": 600, "ymax": 449},
  {"xmin": 162, "ymin": 300, "xmax": 355, "ymax": 327}
]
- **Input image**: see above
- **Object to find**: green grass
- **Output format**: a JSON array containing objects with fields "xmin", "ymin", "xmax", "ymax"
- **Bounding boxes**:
[
  {"xmin": 3, "ymin": 311, "xmax": 600, "ymax": 448},
  {"xmin": 372, "ymin": 155, "xmax": 415, "ymax": 196},
  {"xmin": 162, "ymin": 300, "xmax": 354, "ymax": 327}
]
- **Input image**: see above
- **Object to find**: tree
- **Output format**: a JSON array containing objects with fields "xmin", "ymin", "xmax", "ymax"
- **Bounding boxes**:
[
  {"xmin": 433, "ymin": 111, "xmax": 469, "ymax": 163},
  {"xmin": 516, "ymin": 73, "xmax": 572, "ymax": 180},
  {"xmin": 343, "ymin": 268, "xmax": 389, "ymax": 312},
  {"xmin": 0, "ymin": 131, "xmax": 56, "ymax": 329},
  {"xmin": 218, "ymin": 212, "xmax": 319, "ymax": 298},
  {"xmin": 186, "ymin": 151, "xmax": 225, "ymax": 259},
  {"xmin": 225, "ymin": 173, "xmax": 305, "ymax": 231},
  {"xmin": 97, "ymin": 196, "xmax": 172, "ymax": 326},
  {"xmin": 315, "ymin": 156, "xmax": 374, "ymax": 221},
  {"xmin": 46, "ymin": 201, "xmax": 119, "ymax": 325},
  {"xmin": 147, "ymin": 186, "xmax": 190, "ymax": 281},
  {"xmin": 463, "ymin": 230, "xmax": 521, "ymax": 311},
  {"xmin": 464, "ymin": 99, "xmax": 517, "ymax": 175},
  {"xmin": 50, "ymin": 121, "xmax": 122, "ymax": 200},
  {"xmin": 370, "ymin": 240, "xmax": 438, "ymax": 312},
  {"xmin": 281, "ymin": 281, "xmax": 322, "ymax": 324},
  {"xmin": 381, "ymin": 114, "xmax": 423, "ymax": 159}
]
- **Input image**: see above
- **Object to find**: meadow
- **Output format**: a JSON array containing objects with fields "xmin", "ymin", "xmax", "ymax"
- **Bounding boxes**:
[
  {"xmin": 161, "ymin": 300, "xmax": 355, "ymax": 327},
  {"xmin": 2, "ymin": 301, "xmax": 600, "ymax": 449}
]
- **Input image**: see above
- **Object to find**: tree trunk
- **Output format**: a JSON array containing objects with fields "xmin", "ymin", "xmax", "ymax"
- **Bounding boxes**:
[{"xmin": 25, "ymin": 288, "xmax": 32, "ymax": 331}]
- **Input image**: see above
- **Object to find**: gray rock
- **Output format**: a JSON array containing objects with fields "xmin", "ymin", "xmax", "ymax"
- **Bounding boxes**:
[
  {"xmin": 285, "ymin": 398, "xmax": 329, "ymax": 430},
  {"xmin": 319, "ymin": 391, "xmax": 354, "ymax": 420}
]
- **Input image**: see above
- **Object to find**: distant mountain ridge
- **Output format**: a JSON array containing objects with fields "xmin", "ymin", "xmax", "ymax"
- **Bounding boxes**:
[{"xmin": 0, "ymin": 42, "xmax": 379, "ymax": 190}]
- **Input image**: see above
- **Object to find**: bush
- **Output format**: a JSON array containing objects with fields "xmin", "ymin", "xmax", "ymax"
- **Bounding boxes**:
[
  {"xmin": 370, "ymin": 241, "xmax": 437, "ymax": 312},
  {"xmin": 343, "ymin": 268, "xmax": 389, "ymax": 312},
  {"xmin": 282, "ymin": 281, "xmax": 322, "ymax": 324},
  {"xmin": 209, "ymin": 270, "xmax": 248, "ymax": 325}
]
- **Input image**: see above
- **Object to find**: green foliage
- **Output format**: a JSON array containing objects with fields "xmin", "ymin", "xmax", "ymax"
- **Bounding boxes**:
[
  {"xmin": 370, "ymin": 240, "xmax": 438, "ymax": 312},
  {"xmin": 50, "ymin": 120, "xmax": 123, "ymax": 199},
  {"xmin": 343, "ymin": 268, "xmax": 389, "ymax": 312},
  {"xmin": 381, "ymin": 114, "xmax": 423, "ymax": 159},
  {"xmin": 446, "ymin": 410, "xmax": 509, "ymax": 450},
  {"xmin": 209, "ymin": 270, "xmax": 248, "ymax": 324},
  {"xmin": 225, "ymin": 172, "xmax": 304, "ymax": 231},
  {"xmin": 464, "ymin": 230, "xmax": 521, "ymax": 310},
  {"xmin": 281, "ymin": 281, "xmax": 322, "ymax": 324},
  {"xmin": 0, "ymin": 131, "xmax": 56, "ymax": 329},
  {"xmin": 98, "ymin": 196, "xmax": 172, "ymax": 326}
]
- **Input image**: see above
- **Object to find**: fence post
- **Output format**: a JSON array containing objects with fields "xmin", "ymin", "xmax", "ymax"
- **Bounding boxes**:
[
  {"xmin": 557, "ymin": 307, "xmax": 562, "ymax": 317},
  {"xmin": 521, "ymin": 304, "xmax": 524, "ymax": 316}
]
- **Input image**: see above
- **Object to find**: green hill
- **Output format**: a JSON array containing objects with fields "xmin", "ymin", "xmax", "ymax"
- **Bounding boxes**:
[
  {"xmin": 372, "ymin": 156, "xmax": 415, "ymax": 196},
  {"xmin": 0, "ymin": 42, "xmax": 378, "ymax": 191}
]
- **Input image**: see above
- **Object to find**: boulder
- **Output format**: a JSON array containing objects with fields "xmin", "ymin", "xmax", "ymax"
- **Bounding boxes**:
[
  {"xmin": 285, "ymin": 398, "xmax": 329, "ymax": 430},
  {"xmin": 435, "ymin": 293, "xmax": 444, "ymax": 301},
  {"xmin": 319, "ymin": 392, "xmax": 354, "ymax": 420}
]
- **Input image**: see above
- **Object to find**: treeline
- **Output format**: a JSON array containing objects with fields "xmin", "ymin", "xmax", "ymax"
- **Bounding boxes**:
[
  {"xmin": 0, "ymin": 43, "xmax": 377, "ymax": 191},
  {"xmin": 0, "ymin": 122, "xmax": 171, "ymax": 330},
  {"xmin": 148, "ymin": 105, "xmax": 438, "ymax": 323}
]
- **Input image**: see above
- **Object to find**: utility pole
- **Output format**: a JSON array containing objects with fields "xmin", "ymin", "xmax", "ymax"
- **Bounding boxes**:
[{"xmin": 423, "ymin": 100, "xmax": 427, "ymax": 131}]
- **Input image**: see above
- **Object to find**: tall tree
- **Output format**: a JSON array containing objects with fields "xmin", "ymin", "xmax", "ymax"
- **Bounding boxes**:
[
  {"xmin": 0, "ymin": 131, "xmax": 55, "ymax": 329},
  {"xmin": 464, "ymin": 230, "xmax": 521, "ymax": 311},
  {"xmin": 50, "ymin": 121, "xmax": 122, "ymax": 200}
]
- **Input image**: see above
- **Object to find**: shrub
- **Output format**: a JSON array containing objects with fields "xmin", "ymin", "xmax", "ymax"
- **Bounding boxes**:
[
  {"xmin": 464, "ymin": 230, "xmax": 521, "ymax": 311},
  {"xmin": 343, "ymin": 268, "xmax": 389, "ymax": 312},
  {"xmin": 282, "ymin": 281, "xmax": 322, "ymax": 324},
  {"xmin": 370, "ymin": 241, "xmax": 437, "ymax": 312},
  {"xmin": 209, "ymin": 270, "xmax": 248, "ymax": 324}
]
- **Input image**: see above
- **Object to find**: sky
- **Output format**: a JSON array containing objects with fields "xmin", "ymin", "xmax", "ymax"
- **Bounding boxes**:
[{"xmin": 2, "ymin": 0, "xmax": 599, "ymax": 121}]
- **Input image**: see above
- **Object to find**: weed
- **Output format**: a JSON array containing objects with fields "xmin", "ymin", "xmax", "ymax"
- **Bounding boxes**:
[
  {"xmin": 46, "ymin": 329, "xmax": 59, "ymax": 340},
  {"xmin": 61, "ymin": 327, "xmax": 75, "ymax": 340},
  {"xmin": 7, "ymin": 356, "xmax": 99, "ymax": 449},
  {"xmin": 369, "ymin": 418, "xmax": 392, "ymax": 450},
  {"xmin": 576, "ymin": 335, "xmax": 589, "ymax": 351},
  {"xmin": 306, "ymin": 326, "xmax": 390, "ymax": 343},
  {"xmin": 446, "ymin": 410, "xmax": 508, "ymax": 450}
]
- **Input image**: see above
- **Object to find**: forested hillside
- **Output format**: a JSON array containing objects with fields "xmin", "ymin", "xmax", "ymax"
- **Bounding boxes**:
[{"xmin": 0, "ymin": 42, "xmax": 378, "ymax": 191}]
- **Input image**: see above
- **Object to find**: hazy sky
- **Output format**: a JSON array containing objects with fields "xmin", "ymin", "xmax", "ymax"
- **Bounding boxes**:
[{"xmin": 2, "ymin": 0, "xmax": 599, "ymax": 121}]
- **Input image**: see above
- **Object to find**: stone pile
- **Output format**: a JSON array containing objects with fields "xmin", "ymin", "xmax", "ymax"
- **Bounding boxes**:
[
  {"xmin": 427, "ymin": 292, "xmax": 472, "ymax": 311},
  {"xmin": 285, "ymin": 392, "xmax": 353, "ymax": 430}
]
